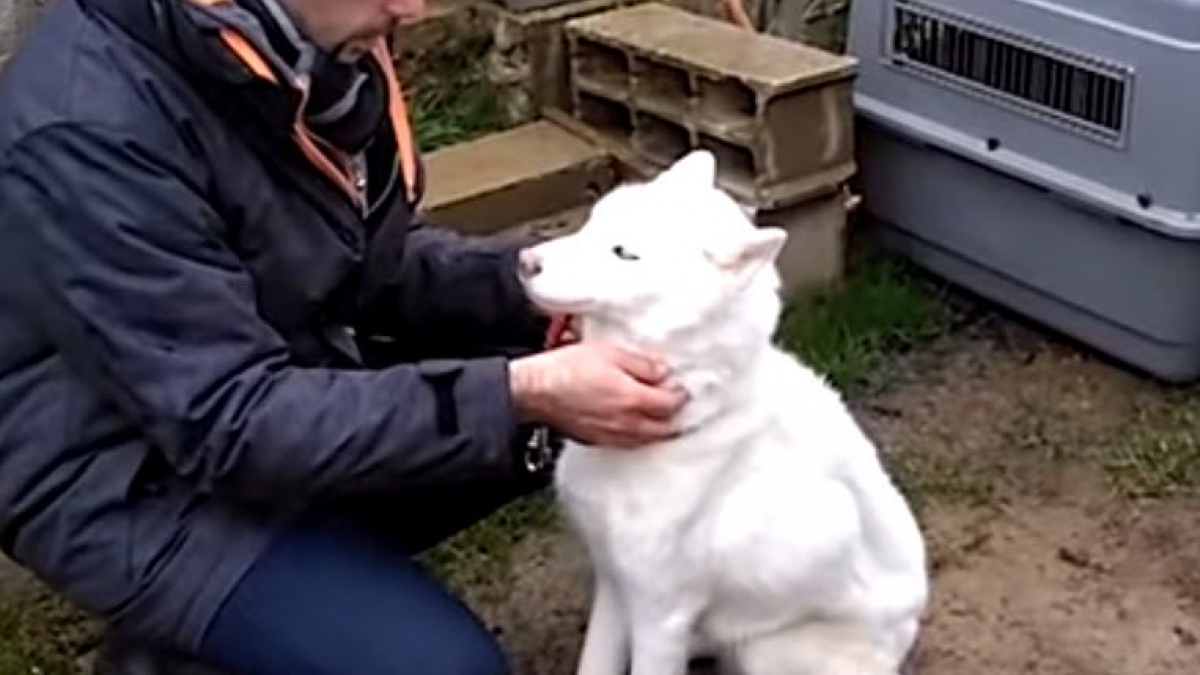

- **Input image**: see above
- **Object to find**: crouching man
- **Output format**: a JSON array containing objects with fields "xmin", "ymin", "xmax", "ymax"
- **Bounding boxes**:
[{"xmin": 0, "ymin": 0, "xmax": 687, "ymax": 672}]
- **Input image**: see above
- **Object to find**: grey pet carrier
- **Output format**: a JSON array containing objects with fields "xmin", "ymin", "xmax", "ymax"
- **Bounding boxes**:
[{"xmin": 848, "ymin": 0, "xmax": 1200, "ymax": 382}]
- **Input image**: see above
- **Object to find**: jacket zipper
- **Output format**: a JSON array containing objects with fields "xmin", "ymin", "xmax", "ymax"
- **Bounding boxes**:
[{"xmin": 350, "ymin": 153, "xmax": 369, "ymax": 218}]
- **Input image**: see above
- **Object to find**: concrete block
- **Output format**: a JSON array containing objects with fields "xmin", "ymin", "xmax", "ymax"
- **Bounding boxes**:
[
  {"xmin": 757, "ymin": 187, "xmax": 857, "ymax": 298},
  {"xmin": 544, "ymin": 107, "xmax": 851, "ymax": 299},
  {"xmin": 478, "ymin": 0, "xmax": 642, "ymax": 124},
  {"xmin": 543, "ymin": 106, "xmax": 661, "ymax": 182},
  {"xmin": 419, "ymin": 119, "xmax": 618, "ymax": 235},
  {"xmin": 464, "ymin": 170, "xmax": 851, "ymax": 302},
  {"xmin": 564, "ymin": 2, "xmax": 857, "ymax": 209},
  {"xmin": 393, "ymin": 0, "xmax": 649, "ymax": 127}
]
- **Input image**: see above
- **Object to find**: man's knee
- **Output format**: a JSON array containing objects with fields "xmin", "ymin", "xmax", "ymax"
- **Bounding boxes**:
[
  {"xmin": 92, "ymin": 632, "xmax": 510, "ymax": 675},
  {"xmin": 201, "ymin": 619, "xmax": 509, "ymax": 675},
  {"xmin": 424, "ymin": 626, "xmax": 511, "ymax": 675},
  {"xmin": 197, "ymin": 515, "xmax": 515, "ymax": 675}
]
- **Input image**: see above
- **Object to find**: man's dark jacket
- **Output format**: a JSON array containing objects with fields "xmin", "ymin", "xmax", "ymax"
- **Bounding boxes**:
[{"xmin": 0, "ymin": 0, "xmax": 548, "ymax": 650}]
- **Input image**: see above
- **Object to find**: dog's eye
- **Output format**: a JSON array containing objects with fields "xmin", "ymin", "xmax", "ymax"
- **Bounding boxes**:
[{"xmin": 612, "ymin": 245, "xmax": 640, "ymax": 261}]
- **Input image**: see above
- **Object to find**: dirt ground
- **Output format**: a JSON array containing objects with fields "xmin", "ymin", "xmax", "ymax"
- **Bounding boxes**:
[
  {"xmin": 1, "ymin": 289, "xmax": 1197, "ymax": 675},
  {"xmin": 450, "ymin": 311, "xmax": 1200, "ymax": 675}
]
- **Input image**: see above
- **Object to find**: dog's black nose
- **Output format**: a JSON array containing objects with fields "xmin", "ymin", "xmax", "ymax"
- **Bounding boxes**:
[{"xmin": 519, "ymin": 249, "xmax": 543, "ymax": 278}]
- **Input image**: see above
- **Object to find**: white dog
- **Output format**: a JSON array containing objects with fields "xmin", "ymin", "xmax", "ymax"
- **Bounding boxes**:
[{"xmin": 519, "ymin": 150, "xmax": 929, "ymax": 675}]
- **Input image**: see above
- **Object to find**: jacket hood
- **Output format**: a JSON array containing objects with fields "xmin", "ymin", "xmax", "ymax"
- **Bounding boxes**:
[
  {"xmin": 235, "ymin": 0, "xmax": 382, "ymax": 142},
  {"xmin": 171, "ymin": 0, "xmax": 315, "ymax": 88},
  {"xmin": 115, "ymin": 0, "xmax": 421, "ymax": 201}
]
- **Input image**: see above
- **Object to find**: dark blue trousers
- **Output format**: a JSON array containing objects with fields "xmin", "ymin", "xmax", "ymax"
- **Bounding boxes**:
[{"xmin": 194, "ymin": 475, "xmax": 547, "ymax": 675}]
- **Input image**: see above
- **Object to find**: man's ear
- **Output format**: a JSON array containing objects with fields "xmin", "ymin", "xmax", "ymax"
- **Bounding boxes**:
[{"xmin": 704, "ymin": 226, "xmax": 787, "ymax": 289}]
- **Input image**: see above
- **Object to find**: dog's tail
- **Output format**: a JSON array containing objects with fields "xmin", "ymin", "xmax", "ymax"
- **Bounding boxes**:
[{"xmin": 837, "ymin": 435, "xmax": 930, "ymax": 655}]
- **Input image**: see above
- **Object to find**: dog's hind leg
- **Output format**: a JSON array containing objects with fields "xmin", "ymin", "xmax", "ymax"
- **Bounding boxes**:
[
  {"xmin": 628, "ymin": 622, "xmax": 692, "ymax": 675},
  {"xmin": 576, "ymin": 575, "xmax": 629, "ymax": 675},
  {"xmin": 625, "ymin": 598, "xmax": 697, "ymax": 675},
  {"xmin": 734, "ymin": 622, "xmax": 897, "ymax": 675}
]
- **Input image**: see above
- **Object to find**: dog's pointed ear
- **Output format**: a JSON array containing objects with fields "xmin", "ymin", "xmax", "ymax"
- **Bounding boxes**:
[
  {"xmin": 705, "ymin": 226, "xmax": 787, "ymax": 289},
  {"xmin": 657, "ymin": 150, "xmax": 717, "ymax": 189}
]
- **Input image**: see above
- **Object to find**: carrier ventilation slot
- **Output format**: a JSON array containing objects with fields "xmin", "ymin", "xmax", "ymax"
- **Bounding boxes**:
[{"xmin": 889, "ymin": 1, "xmax": 1130, "ymax": 141}]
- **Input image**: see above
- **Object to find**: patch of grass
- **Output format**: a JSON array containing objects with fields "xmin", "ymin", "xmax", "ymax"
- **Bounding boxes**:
[
  {"xmin": 0, "ymin": 584, "xmax": 99, "ymax": 675},
  {"xmin": 419, "ymin": 491, "xmax": 559, "ymax": 589},
  {"xmin": 1099, "ymin": 398, "xmax": 1200, "ymax": 499},
  {"xmin": 407, "ymin": 38, "xmax": 511, "ymax": 153},
  {"xmin": 885, "ymin": 449, "xmax": 996, "ymax": 516},
  {"xmin": 776, "ymin": 246, "xmax": 953, "ymax": 390}
]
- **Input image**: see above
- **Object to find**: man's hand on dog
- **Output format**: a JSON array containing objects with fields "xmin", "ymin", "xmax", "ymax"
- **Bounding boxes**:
[{"xmin": 509, "ymin": 343, "xmax": 689, "ymax": 448}]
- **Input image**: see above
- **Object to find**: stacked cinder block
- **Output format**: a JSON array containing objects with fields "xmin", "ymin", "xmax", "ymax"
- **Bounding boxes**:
[
  {"xmin": 478, "ymin": 0, "xmax": 645, "ymax": 123},
  {"xmin": 560, "ymin": 2, "xmax": 858, "ymax": 296},
  {"xmin": 419, "ymin": 120, "xmax": 619, "ymax": 238},
  {"xmin": 394, "ymin": 0, "xmax": 647, "ymax": 126}
]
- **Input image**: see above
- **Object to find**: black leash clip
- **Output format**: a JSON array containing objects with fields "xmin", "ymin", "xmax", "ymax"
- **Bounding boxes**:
[{"xmin": 522, "ymin": 425, "xmax": 564, "ymax": 474}]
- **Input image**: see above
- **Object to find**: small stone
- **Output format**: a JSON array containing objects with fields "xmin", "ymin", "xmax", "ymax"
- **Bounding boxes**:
[{"xmin": 1056, "ymin": 546, "xmax": 1092, "ymax": 568}]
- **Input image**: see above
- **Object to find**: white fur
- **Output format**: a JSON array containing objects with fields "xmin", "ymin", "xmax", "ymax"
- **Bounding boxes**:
[{"xmin": 520, "ymin": 151, "xmax": 929, "ymax": 675}]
